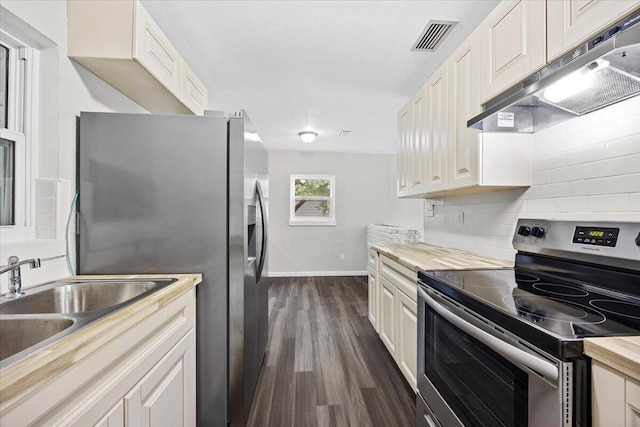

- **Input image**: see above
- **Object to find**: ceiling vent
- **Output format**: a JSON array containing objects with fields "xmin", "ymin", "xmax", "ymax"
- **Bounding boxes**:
[
  {"xmin": 338, "ymin": 130, "xmax": 352, "ymax": 137},
  {"xmin": 412, "ymin": 20, "xmax": 457, "ymax": 52}
]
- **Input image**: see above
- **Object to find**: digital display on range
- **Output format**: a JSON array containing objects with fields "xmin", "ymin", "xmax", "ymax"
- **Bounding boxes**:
[{"xmin": 573, "ymin": 227, "xmax": 619, "ymax": 247}]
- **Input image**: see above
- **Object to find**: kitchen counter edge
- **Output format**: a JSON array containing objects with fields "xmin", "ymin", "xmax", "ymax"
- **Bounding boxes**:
[
  {"xmin": 584, "ymin": 336, "xmax": 640, "ymax": 382},
  {"xmin": 370, "ymin": 242, "xmax": 513, "ymax": 272}
]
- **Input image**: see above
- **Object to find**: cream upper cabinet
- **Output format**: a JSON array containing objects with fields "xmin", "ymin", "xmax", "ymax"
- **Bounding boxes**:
[
  {"xmin": 425, "ymin": 63, "xmax": 448, "ymax": 193},
  {"xmin": 397, "ymin": 102, "xmax": 411, "ymax": 197},
  {"xmin": 547, "ymin": 1, "xmax": 640, "ymax": 61},
  {"xmin": 68, "ymin": 0, "xmax": 208, "ymax": 115},
  {"xmin": 409, "ymin": 84, "xmax": 428, "ymax": 195},
  {"xmin": 447, "ymin": 30, "xmax": 482, "ymax": 190},
  {"xmin": 479, "ymin": 0, "xmax": 547, "ymax": 104}
]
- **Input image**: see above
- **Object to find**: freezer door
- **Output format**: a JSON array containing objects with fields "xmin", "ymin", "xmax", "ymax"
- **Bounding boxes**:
[{"xmin": 77, "ymin": 112, "xmax": 229, "ymax": 427}]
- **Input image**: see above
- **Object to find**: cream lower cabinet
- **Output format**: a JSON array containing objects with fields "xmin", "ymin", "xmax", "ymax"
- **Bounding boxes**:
[
  {"xmin": 0, "ymin": 289, "xmax": 196, "ymax": 426},
  {"xmin": 379, "ymin": 275, "xmax": 397, "ymax": 357},
  {"xmin": 592, "ymin": 361, "xmax": 640, "ymax": 427},
  {"xmin": 378, "ymin": 254, "xmax": 418, "ymax": 391},
  {"xmin": 395, "ymin": 288, "xmax": 417, "ymax": 392},
  {"xmin": 547, "ymin": 1, "xmax": 640, "ymax": 62},
  {"xmin": 367, "ymin": 249, "xmax": 380, "ymax": 332}
]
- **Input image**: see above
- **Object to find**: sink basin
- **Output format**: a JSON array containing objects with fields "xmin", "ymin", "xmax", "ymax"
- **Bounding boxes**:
[
  {"xmin": 0, "ymin": 281, "xmax": 164, "ymax": 315},
  {"xmin": 0, "ymin": 318, "xmax": 74, "ymax": 361},
  {"xmin": 0, "ymin": 278, "xmax": 177, "ymax": 368}
]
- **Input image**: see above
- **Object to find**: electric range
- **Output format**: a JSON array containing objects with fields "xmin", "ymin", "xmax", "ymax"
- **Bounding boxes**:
[{"xmin": 416, "ymin": 219, "xmax": 640, "ymax": 427}]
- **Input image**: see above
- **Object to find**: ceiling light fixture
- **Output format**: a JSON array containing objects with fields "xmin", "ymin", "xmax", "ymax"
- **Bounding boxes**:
[{"xmin": 298, "ymin": 131, "xmax": 318, "ymax": 144}]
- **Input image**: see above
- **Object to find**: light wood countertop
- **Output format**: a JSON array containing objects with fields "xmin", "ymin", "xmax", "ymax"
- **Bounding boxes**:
[
  {"xmin": 584, "ymin": 336, "xmax": 640, "ymax": 382},
  {"xmin": 0, "ymin": 274, "xmax": 201, "ymax": 402},
  {"xmin": 371, "ymin": 242, "xmax": 513, "ymax": 272}
]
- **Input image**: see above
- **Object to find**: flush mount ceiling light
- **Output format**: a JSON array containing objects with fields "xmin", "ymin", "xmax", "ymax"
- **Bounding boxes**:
[{"xmin": 298, "ymin": 131, "xmax": 318, "ymax": 144}]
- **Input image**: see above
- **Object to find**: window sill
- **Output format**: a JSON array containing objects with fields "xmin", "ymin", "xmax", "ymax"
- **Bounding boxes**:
[{"xmin": 289, "ymin": 220, "xmax": 336, "ymax": 227}]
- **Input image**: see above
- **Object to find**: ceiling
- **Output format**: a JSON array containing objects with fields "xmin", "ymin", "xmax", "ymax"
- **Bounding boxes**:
[{"xmin": 141, "ymin": 0, "xmax": 500, "ymax": 154}]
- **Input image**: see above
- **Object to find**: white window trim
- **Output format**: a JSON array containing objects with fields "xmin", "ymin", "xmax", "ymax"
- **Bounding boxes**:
[
  {"xmin": 0, "ymin": 28, "xmax": 38, "ymax": 242},
  {"xmin": 289, "ymin": 174, "xmax": 336, "ymax": 226}
]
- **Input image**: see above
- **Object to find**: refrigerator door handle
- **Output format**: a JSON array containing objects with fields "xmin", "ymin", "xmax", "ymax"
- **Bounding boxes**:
[{"xmin": 256, "ymin": 180, "xmax": 267, "ymax": 282}]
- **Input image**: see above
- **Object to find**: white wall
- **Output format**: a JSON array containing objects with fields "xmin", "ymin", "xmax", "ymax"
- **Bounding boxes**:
[
  {"xmin": 423, "ymin": 95, "xmax": 640, "ymax": 261},
  {"xmin": 0, "ymin": 1, "xmax": 147, "ymax": 292},
  {"xmin": 269, "ymin": 151, "xmax": 423, "ymax": 276}
]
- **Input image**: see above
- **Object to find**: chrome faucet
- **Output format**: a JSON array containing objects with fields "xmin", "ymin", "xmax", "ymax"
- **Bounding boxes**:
[{"xmin": 0, "ymin": 256, "xmax": 41, "ymax": 298}]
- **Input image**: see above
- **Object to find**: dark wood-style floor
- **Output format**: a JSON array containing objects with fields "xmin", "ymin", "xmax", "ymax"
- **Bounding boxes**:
[{"xmin": 247, "ymin": 276, "xmax": 415, "ymax": 427}]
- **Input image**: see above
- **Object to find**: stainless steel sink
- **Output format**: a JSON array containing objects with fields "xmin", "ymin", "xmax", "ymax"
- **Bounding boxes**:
[
  {"xmin": 0, "ymin": 278, "xmax": 177, "ymax": 368},
  {"xmin": 0, "ymin": 317, "xmax": 75, "ymax": 362},
  {"xmin": 0, "ymin": 281, "xmax": 162, "ymax": 315}
]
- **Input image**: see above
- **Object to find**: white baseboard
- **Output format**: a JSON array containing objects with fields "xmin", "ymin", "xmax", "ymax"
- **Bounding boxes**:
[{"xmin": 268, "ymin": 270, "xmax": 367, "ymax": 278}]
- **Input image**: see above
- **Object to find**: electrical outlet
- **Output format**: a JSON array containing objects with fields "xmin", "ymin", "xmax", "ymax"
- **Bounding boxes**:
[
  {"xmin": 455, "ymin": 212, "xmax": 464, "ymax": 224},
  {"xmin": 425, "ymin": 204, "xmax": 434, "ymax": 217},
  {"xmin": 340, "ymin": 253, "xmax": 345, "ymax": 260}
]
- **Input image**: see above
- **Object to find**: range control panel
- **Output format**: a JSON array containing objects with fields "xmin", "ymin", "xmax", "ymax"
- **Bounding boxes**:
[
  {"xmin": 572, "ymin": 227, "xmax": 619, "ymax": 247},
  {"xmin": 512, "ymin": 219, "xmax": 640, "ymax": 270}
]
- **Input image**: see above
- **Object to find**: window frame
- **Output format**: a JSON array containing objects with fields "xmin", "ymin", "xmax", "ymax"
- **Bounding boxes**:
[
  {"xmin": 0, "ymin": 27, "xmax": 36, "ymax": 240},
  {"xmin": 289, "ymin": 174, "xmax": 336, "ymax": 226}
]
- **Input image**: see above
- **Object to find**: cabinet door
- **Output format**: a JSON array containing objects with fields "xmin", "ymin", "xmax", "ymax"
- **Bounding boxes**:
[
  {"xmin": 547, "ymin": 1, "xmax": 640, "ymax": 61},
  {"xmin": 409, "ymin": 84, "xmax": 428, "ymax": 195},
  {"xmin": 181, "ymin": 62, "xmax": 208, "ymax": 116},
  {"xmin": 126, "ymin": 330, "xmax": 196, "ymax": 427},
  {"xmin": 94, "ymin": 400, "xmax": 125, "ymax": 427},
  {"xmin": 379, "ymin": 276, "xmax": 397, "ymax": 357},
  {"xmin": 134, "ymin": 1, "xmax": 183, "ymax": 97},
  {"xmin": 447, "ymin": 30, "xmax": 481, "ymax": 190},
  {"xmin": 425, "ymin": 64, "xmax": 448, "ymax": 193},
  {"xmin": 396, "ymin": 289, "xmax": 417, "ymax": 391},
  {"xmin": 479, "ymin": 0, "xmax": 546, "ymax": 103},
  {"xmin": 628, "ymin": 378, "xmax": 640, "ymax": 427},
  {"xmin": 368, "ymin": 271, "xmax": 378, "ymax": 331},
  {"xmin": 592, "ymin": 361, "xmax": 626, "ymax": 427},
  {"xmin": 397, "ymin": 102, "xmax": 411, "ymax": 197}
]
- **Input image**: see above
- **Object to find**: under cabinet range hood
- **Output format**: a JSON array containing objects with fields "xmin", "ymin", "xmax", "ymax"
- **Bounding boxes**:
[{"xmin": 468, "ymin": 12, "xmax": 640, "ymax": 133}]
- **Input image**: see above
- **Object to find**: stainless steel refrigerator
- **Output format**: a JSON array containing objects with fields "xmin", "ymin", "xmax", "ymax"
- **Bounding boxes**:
[{"xmin": 76, "ymin": 111, "xmax": 269, "ymax": 427}]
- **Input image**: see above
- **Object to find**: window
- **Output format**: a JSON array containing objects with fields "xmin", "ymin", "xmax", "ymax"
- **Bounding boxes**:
[
  {"xmin": 289, "ymin": 174, "xmax": 336, "ymax": 226},
  {"xmin": 0, "ymin": 27, "xmax": 32, "ymax": 231}
]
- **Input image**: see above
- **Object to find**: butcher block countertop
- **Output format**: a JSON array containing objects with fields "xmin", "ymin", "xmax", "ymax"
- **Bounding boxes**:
[
  {"xmin": 584, "ymin": 336, "xmax": 640, "ymax": 382},
  {"xmin": 371, "ymin": 242, "xmax": 513, "ymax": 272},
  {"xmin": 0, "ymin": 274, "xmax": 201, "ymax": 402}
]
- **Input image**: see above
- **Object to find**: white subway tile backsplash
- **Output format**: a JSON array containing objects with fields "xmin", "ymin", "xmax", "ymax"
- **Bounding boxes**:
[
  {"xmin": 582, "ymin": 157, "xmax": 626, "ymax": 179},
  {"xmin": 423, "ymin": 96, "xmax": 640, "ymax": 261},
  {"xmin": 607, "ymin": 174, "xmax": 640, "ymax": 194},
  {"xmin": 625, "ymin": 154, "xmax": 640, "ymax": 174},
  {"xmin": 567, "ymin": 143, "xmax": 605, "ymax": 166},
  {"xmin": 539, "ymin": 152, "xmax": 567, "ymax": 170},
  {"xmin": 550, "ymin": 165, "xmax": 584, "ymax": 183},
  {"xmin": 605, "ymin": 135, "xmax": 640, "ymax": 159},
  {"xmin": 539, "ymin": 183, "xmax": 571, "ymax": 198},
  {"xmin": 570, "ymin": 178, "xmax": 607, "ymax": 196}
]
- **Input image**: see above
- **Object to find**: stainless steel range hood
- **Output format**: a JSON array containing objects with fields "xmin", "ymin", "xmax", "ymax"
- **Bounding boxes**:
[{"xmin": 468, "ymin": 12, "xmax": 640, "ymax": 133}]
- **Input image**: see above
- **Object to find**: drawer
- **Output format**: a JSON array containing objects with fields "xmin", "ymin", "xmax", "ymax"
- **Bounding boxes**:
[
  {"xmin": 368, "ymin": 249, "xmax": 379, "ymax": 271},
  {"xmin": 380, "ymin": 254, "xmax": 417, "ymax": 302}
]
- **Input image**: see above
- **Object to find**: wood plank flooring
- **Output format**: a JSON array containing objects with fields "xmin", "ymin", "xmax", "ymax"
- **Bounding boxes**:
[{"xmin": 247, "ymin": 276, "xmax": 415, "ymax": 427}]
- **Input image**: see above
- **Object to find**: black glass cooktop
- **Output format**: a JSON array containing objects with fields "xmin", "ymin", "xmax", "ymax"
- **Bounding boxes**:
[{"xmin": 419, "ymin": 267, "xmax": 640, "ymax": 360}]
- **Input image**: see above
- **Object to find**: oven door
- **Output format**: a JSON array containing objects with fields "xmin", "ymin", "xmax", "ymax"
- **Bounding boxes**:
[{"xmin": 417, "ymin": 283, "xmax": 568, "ymax": 427}]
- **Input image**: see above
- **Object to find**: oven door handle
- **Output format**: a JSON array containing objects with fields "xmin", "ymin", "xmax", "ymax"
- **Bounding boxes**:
[{"xmin": 419, "ymin": 287, "xmax": 559, "ymax": 381}]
